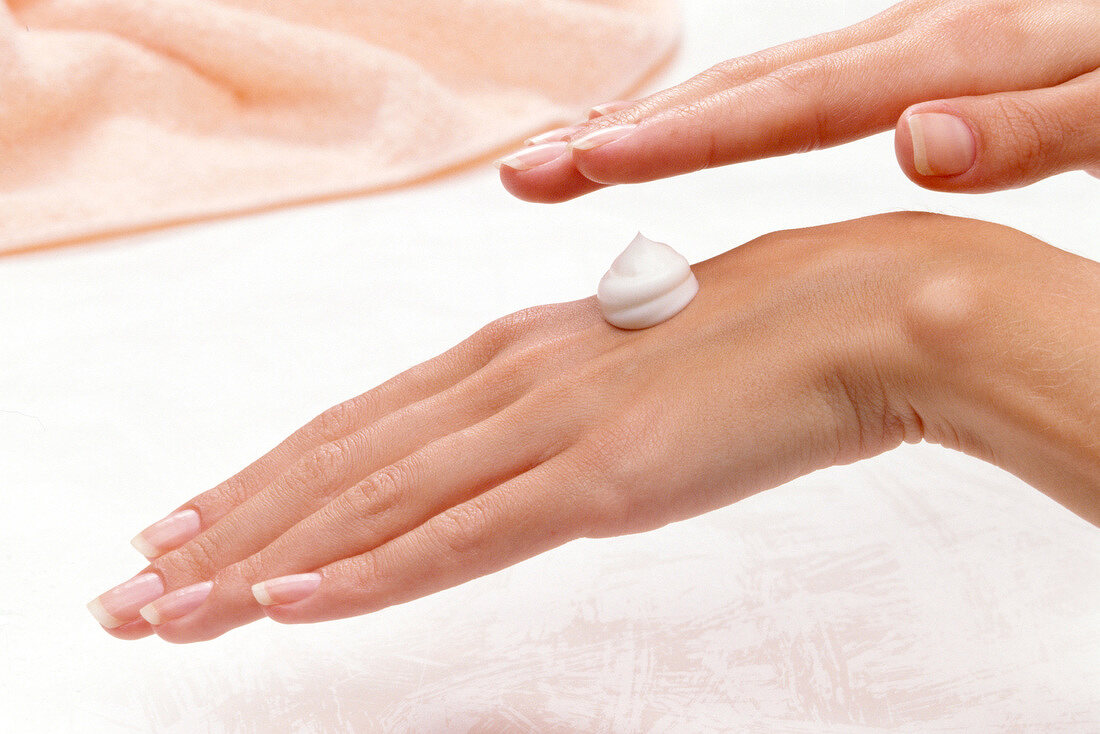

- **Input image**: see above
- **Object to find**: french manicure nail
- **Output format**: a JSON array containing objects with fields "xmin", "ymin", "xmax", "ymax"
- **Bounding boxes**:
[
  {"xmin": 252, "ymin": 573, "xmax": 322, "ymax": 606},
  {"xmin": 131, "ymin": 509, "xmax": 201, "ymax": 559},
  {"xmin": 589, "ymin": 100, "xmax": 631, "ymax": 119},
  {"xmin": 87, "ymin": 573, "xmax": 165, "ymax": 628},
  {"xmin": 908, "ymin": 112, "xmax": 976, "ymax": 177},
  {"xmin": 139, "ymin": 581, "xmax": 214, "ymax": 625},
  {"xmin": 525, "ymin": 124, "xmax": 585, "ymax": 146},
  {"xmin": 569, "ymin": 124, "xmax": 638, "ymax": 151},
  {"xmin": 494, "ymin": 142, "xmax": 569, "ymax": 171}
]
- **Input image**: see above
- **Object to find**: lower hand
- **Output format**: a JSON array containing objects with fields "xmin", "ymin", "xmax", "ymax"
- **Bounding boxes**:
[{"xmin": 88, "ymin": 212, "xmax": 1100, "ymax": 642}]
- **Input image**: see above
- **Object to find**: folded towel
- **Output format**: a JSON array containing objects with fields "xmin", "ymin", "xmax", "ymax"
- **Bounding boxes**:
[{"xmin": 0, "ymin": 0, "xmax": 678, "ymax": 255}]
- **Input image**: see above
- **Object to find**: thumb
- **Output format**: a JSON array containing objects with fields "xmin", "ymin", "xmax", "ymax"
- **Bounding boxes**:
[{"xmin": 895, "ymin": 68, "xmax": 1100, "ymax": 192}]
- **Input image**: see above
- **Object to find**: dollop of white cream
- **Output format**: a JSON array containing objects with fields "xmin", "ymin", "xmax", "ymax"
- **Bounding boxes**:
[{"xmin": 597, "ymin": 233, "xmax": 699, "ymax": 330}]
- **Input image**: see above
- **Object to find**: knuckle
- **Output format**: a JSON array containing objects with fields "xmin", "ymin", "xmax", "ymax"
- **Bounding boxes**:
[
  {"xmin": 309, "ymin": 395, "xmax": 372, "ymax": 443},
  {"xmin": 474, "ymin": 309, "xmax": 537, "ymax": 352},
  {"xmin": 225, "ymin": 555, "xmax": 265, "ymax": 586},
  {"xmin": 710, "ymin": 50, "xmax": 773, "ymax": 83},
  {"xmin": 919, "ymin": 0, "xmax": 1029, "ymax": 48},
  {"xmin": 433, "ymin": 500, "xmax": 493, "ymax": 558},
  {"xmin": 349, "ymin": 553, "xmax": 383, "ymax": 591},
  {"xmin": 211, "ymin": 474, "xmax": 251, "ymax": 508},
  {"xmin": 995, "ymin": 97, "xmax": 1059, "ymax": 174},
  {"xmin": 760, "ymin": 61, "xmax": 839, "ymax": 152},
  {"xmin": 923, "ymin": 0, "xmax": 994, "ymax": 34},
  {"xmin": 154, "ymin": 531, "xmax": 221, "ymax": 582},
  {"xmin": 569, "ymin": 419, "xmax": 653, "ymax": 536},
  {"xmin": 285, "ymin": 440, "xmax": 353, "ymax": 494},
  {"xmin": 341, "ymin": 462, "xmax": 411, "ymax": 519},
  {"xmin": 486, "ymin": 332, "xmax": 581, "ymax": 395},
  {"xmin": 474, "ymin": 304, "xmax": 567, "ymax": 353}
]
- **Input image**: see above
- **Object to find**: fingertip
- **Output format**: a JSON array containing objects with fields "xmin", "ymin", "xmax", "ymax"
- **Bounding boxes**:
[
  {"xmin": 259, "ymin": 600, "xmax": 317, "ymax": 625},
  {"xmin": 497, "ymin": 153, "xmax": 606, "ymax": 203},
  {"xmin": 569, "ymin": 120, "xmax": 701, "ymax": 185},
  {"xmin": 102, "ymin": 618, "xmax": 155, "ymax": 640}
]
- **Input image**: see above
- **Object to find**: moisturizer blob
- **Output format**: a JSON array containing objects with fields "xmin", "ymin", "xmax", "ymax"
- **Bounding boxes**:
[{"xmin": 597, "ymin": 233, "xmax": 699, "ymax": 329}]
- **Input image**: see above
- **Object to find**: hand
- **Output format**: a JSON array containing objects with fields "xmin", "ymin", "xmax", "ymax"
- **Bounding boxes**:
[
  {"xmin": 499, "ymin": 0, "xmax": 1100, "ymax": 202},
  {"xmin": 88, "ymin": 213, "xmax": 1100, "ymax": 642}
]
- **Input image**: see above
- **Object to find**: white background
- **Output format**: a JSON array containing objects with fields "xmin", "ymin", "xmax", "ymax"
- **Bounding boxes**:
[{"xmin": 2, "ymin": 1, "xmax": 1098, "ymax": 731}]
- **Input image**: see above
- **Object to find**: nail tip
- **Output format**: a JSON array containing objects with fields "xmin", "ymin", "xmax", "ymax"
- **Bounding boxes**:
[
  {"xmin": 87, "ymin": 598, "xmax": 125, "ymax": 629},
  {"xmin": 569, "ymin": 124, "xmax": 637, "ymax": 152},
  {"xmin": 251, "ymin": 582, "xmax": 274, "ymax": 606},
  {"xmin": 129, "ymin": 534, "xmax": 159, "ymax": 559},
  {"xmin": 138, "ymin": 603, "xmax": 162, "ymax": 626},
  {"xmin": 907, "ymin": 116, "xmax": 931, "ymax": 176},
  {"xmin": 501, "ymin": 141, "xmax": 569, "ymax": 170}
]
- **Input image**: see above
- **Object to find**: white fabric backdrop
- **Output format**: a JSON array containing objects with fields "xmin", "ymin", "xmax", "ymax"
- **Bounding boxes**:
[{"xmin": 2, "ymin": 1, "xmax": 1097, "ymax": 731}]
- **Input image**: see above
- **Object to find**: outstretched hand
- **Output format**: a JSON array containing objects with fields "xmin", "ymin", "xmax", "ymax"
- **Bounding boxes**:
[
  {"xmin": 499, "ymin": 0, "xmax": 1100, "ymax": 202},
  {"xmin": 88, "ymin": 213, "xmax": 1100, "ymax": 642}
]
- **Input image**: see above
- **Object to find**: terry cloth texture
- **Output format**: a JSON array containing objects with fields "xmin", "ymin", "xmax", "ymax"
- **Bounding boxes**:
[{"xmin": 0, "ymin": 0, "xmax": 679, "ymax": 253}]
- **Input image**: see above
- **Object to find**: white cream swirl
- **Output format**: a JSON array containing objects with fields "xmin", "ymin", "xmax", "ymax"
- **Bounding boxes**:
[{"xmin": 597, "ymin": 233, "xmax": 699, "ymax": 330}]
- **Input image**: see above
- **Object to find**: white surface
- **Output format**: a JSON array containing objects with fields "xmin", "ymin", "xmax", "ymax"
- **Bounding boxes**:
[{"xmin": 2, "ymin": 1, "xmax": 1098, "ymax": 731}]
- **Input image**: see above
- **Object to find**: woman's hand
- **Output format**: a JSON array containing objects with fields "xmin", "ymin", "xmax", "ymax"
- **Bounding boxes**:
[
  {"xmin": 88, "ymin": 213, "xmax": 1100, "ymax": 642},
  {"xmin": 499, "ymin": 0, "xmax": 1100, "ymax": 202}
]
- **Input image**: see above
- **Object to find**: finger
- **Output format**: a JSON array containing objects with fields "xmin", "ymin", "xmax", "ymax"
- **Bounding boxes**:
[
  {"xmin": 255, "ymin": 456, "xmax": 589, "ymax": 625},
  {"xmin": 520, "ymin": 102, "xmax": 636, "ymax": 147},
  {"xmin": 569, "ymin": 37, "xmax": 915, "ymax": 185},
  {"xmin": 104, "ymin": 622, "xmax": 154, "ymax": 641},
  {"xmin": 589, "ymin": 0, "xmax": 927, "ymax": 129},
  {"xmin": 588, "ymin": 99, "xmax": 634, "ymax": 119},
  {"xmin": 147, "ymin": 396, "xmax": 570, "ymax": 642},
  {"xmin": 896, "ymin": 68, "xmax": 1100, "ymax": 192},
  {"xmin": 504, "ymin": 0, "xmax": 928, "ymax": 200},
  {"xmin": 497, "ymin": 144, "xmax": 606, "ymax": 203},
  {"xmin": 128, "ymin": 323, "xmax": 503, "ymax": 559},
  {"xmin": 142, "ymin": 360, "xmax": 535, "ymax": 605},
  {"xmin": 567, "ymin": 7, "xmax": 1100, "ymax": 187}
]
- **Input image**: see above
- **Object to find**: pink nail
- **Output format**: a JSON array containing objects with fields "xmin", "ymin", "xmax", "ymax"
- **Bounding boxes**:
[
  {"xmin": 139, "ymin": 581, "xmax": 214, "ymax": 625},
  {"xmin": 252, "ymin": 573, "xmax": 322, "ymax": 606},
  {"xmin": 907, "ymin": 112, "xmax": 976, "ymax": 177},
  {"xmin": 130, "ymin": 509, "xmax": 201, "ymax": 558},
  {"xmin": 87, "ymin": 573, "xmax": 164, "ymax": 628},
  {"xmin": 569, "ymin": 124, "xmax": 637, "ymax": 151},
  {"xmin": 589, "ymin": 100, "xmax": 632, "ymax": 119},
  {"xmin": 494, "ymin": 142, "xmax": 569, "ymax": 171},
  {"xmin": 525, "ymin": 124, "xmax": 585, "ymax": 146}
]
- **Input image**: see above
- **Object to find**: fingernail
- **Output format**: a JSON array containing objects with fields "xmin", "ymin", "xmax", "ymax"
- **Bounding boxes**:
[
  {"xmin": 494, "ymin": 142, "xmax": 569, "ymax": 171},
  {"xmin": 252, "ymin": 573, "xmax": 322, "ymax": 606},
  {"xmin": 525, "ymin": 124, "xmax": 585, "ymax": 146},
  {"xmin": 87, "ymin": 573, "xmax": 164, "ymax": 629},
  {"xmin": 589, "ymin": 100, "xmax": 631, "ymax": 119},
  {"xmin": 130, "ymin": 509, "xmax": 200, "ymax": 559},
  {"xmin": 569, "ymin": 124, "xmax": 637, "ymax": 151},
  {"xmin": 908, "ymin": 112, "xmax": 976, "ymax": 176},
  {"xmin": 139, "ymin": 581, "xmax": 214, "ymax": 625}
]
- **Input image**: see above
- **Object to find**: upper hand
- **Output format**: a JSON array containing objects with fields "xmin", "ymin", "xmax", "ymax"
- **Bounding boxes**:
[{"xmin": 499, "ymin": 0, "xmax": 1100, "ymax": 202}]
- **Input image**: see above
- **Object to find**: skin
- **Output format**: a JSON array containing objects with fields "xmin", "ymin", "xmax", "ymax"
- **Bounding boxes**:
[
  {"xmin": 95, "ymin": 212, "xmax": 1100, "ymax": 642},
  {"xmin": 91, "ymin": 0, "xmax": 1100, "ymax": 641},
  {"xmin": 500, "ymin": 0, "xmax": 1100, "ymax": 202}
]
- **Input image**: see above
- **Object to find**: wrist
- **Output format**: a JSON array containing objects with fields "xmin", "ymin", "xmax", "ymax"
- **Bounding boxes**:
[{"xmin": 891, "ymin": 218, "xmax": 1100, "ymax": 521}]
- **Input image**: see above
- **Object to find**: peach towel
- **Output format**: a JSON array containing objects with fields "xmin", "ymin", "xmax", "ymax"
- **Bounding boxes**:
[{"xmin": 0, "ymin": 0, "xmax": 678, "ymax": 254}]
